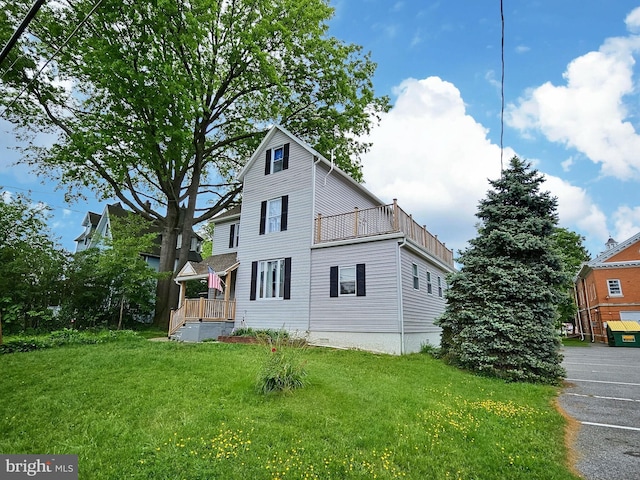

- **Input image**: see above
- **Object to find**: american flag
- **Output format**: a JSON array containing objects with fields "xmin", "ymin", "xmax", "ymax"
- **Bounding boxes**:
[{"xmin": 207, "ymin": 266, "xmax": 223, "ymax": 292}]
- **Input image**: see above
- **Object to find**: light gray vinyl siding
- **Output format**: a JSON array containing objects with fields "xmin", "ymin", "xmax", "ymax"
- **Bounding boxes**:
[
  {"xmin": 400, "ymin": 248, "xmax": 448, "ymax": 333},
  {"xmin": 211, "ymin": 220, "xmax": 239, "ymax": 255},
  {"xmin": 235, "ymin": 130, "xmax": 314, "ymax": 331},
  {"xmin": 309, "ymin": 239, "xmax": 399, "ymax": 332},
  {"xmin": 314, "ymin": 162, "xmax": 380, "ymax": 218}
]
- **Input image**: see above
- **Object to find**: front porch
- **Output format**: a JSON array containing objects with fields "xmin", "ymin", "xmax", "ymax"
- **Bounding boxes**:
[
  {"xmin": 170, "ymin": 253, "xmax": 239, "ymax": 338},
  {"xmin": 169, "ymin": 298, "xmax": 237, "ymax": 336}
]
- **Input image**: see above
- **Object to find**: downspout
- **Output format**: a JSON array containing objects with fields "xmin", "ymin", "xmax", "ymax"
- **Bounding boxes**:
[
  {"xmin": 572, "ymin": 284, "xmax": 585, "ymax": 341},
  {"xmin": 397, "ymin": 237, "xmax": 407, "ymax": 354},
  {"xmin": 582, "ymin": 278, "xmax": 595, "ymax": 342},
  {"xmin": 323, "ymin": 149, "xmax": 335, "ymax": 186},
  {"xmin": 309, "ymin": 156, "xmax": 322, "ymax": 336}
]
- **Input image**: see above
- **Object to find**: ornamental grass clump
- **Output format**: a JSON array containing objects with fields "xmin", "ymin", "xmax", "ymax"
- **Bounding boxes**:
[{"xmin": 256, "ymin": 334, "xmax": 307, "ymax": 395}]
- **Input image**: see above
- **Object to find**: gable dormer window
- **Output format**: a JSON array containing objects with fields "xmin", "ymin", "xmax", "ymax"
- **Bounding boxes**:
[{"xmin": 264, "ymin": 143, "xmax": 290, "ymax": 175}]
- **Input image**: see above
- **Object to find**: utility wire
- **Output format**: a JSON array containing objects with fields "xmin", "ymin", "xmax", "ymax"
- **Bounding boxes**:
[
  {"xmin": 0, "ymin": 0, "xmax": 105, "ymax": 119},
  {"xmin": 0, "ymin": 0, "xmax": 46, "ymax": 67},
  {"xmin": 500, "ymin": 0, "xmax": 505, "ymax": 174}
]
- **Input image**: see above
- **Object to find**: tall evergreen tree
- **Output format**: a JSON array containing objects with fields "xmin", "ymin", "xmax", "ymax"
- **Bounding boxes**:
[{"xmin": 437, "ymin": 157, "xmax": 567, "ymax": 384}]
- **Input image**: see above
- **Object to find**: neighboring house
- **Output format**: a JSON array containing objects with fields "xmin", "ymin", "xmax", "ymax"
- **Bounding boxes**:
[
  {"xmin": 575, "ymin": 232, "xmax": 640, "ymax": 343},
  {"xmin": 75, "ymin": 202, "xmax": 203, "ymax": 271},
  {"xmin": 172, "ymin": 125, "xmax": 455, "ymax": 354}
]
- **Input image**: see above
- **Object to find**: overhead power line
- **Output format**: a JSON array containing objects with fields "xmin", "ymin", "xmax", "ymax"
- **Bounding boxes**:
[
  {"xmin": 0, "ymin": 0, "xmax": 46, "ymax": 67},
  {"xmin": 0, "ymin": 0, "xmax": 105, "ymax": 119},
  {"xmin": 500, "ymin": 0, "xmax": 505, "ymax": 173}
]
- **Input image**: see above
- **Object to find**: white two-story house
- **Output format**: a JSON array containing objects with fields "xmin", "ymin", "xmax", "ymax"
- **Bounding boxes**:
[{"xmin": 172, "ymin": 125, "xmax": 455, "ymax": 354}]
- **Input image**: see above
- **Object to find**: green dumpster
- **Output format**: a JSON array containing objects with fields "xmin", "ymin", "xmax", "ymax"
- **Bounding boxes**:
[{"xmin": 606, "ymin": 321, "xmax": 640, "ymax": 347}]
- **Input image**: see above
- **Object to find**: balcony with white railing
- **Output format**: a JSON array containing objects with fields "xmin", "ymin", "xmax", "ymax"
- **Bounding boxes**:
[{"xmin": 314, "ymin": 199, "xmax": 454, "ymax": 268}]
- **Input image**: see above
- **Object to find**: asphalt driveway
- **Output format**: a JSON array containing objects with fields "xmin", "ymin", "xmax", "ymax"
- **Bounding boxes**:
[{"xmin": 559, "ymin": 343, "xmax": 640, "ymax": 480}]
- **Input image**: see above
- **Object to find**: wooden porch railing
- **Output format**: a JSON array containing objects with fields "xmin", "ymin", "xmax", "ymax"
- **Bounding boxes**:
[
  {"xmin": 315, "ymin": 199, "xmax": 454, "ymax": 268},
  {"xmin": 169, "ymin": 298, "xmax": 236, "ymax": 336}
]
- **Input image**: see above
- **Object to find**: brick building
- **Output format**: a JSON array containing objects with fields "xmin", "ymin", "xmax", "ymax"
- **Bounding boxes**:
[{"xmin": 575, "ymin": 232, "xmax": 640, "ymax": 343}]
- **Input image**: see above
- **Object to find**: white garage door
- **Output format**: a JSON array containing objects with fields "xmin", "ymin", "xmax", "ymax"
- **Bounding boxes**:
[{"xmin": 620, "ymin": 311, "xmax": 640, "ymax": 321}]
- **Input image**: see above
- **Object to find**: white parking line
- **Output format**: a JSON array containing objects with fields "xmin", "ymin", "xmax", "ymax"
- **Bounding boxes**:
[
  {"xmin": 581, "ymin": 422, "xmax": 640, "ymax": 432},
  {"xmin": 564, "ymin": 362, "xmax": 634, "ymax": 368},
  {"xmin": 565, "ymin": 378, "xmax": 640, "ymax": 387},
  {"xmin": 564, "ymin": 392, "xmax": 640, "ymax": 403}
]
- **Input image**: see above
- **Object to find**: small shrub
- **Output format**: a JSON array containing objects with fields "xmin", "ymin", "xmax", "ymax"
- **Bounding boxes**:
[
  {"xmin": 233, "ymin": 327, "xmax": 291, "ymax": 342},
  {"xmin": 231, "ymin": 327, "xmax": 256, "ymax": 337},
  {"xmin": 256, "ymin": 337, "xmax": 307, "ymax": 395},
  {"xmin": 420, "ymin": 341, "xmax": 441, "ymax": 358}
]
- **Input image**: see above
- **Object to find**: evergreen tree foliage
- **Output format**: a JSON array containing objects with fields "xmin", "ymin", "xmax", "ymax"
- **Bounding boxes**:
[{"xmin": 437, "ymin": 157, "xmax": 567, "ymax": 384}]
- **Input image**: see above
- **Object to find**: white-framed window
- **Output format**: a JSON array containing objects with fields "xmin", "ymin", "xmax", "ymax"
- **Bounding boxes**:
[
  {"xmin": 412, "ymin": 263, "xmax": 419, "ymax": 290},
  {"xmin": 330, "ymin": 264, "xmax": 366, "ymax": 297},
  {"xmin": 265, "ymin": 143, "xmax": 289, "ymax": 175},
  {"xmin": 437, "ymin": 276, "xmax": 443, "ymax": 297},
  {"xmin": 267, "ymin": 198, "xmax": 282, "ymax": 233},
  {"xmin": 229, "ymin": 222, "xmax": 240, "ymax": 248},
  {"xmin": 607, "ymin": 279, "xmax": 623, "ymax": 297},
  {"xmin": 271, "ymin": 145, "xmax": 285, "ymax": 173},
  {"xmin": 339, "ymin": 266, "xmax": 356, "ymax": 295},
  {"xmin": 426, "ymin": 271, "xmax": 432, "ymax": 294},
  {"xmin": 191, "ymin": 236, "xmax": 201, "ymax": 252},
  {"xmin": 258, "ymin": 259, "xmax": 285, "ymax": 299}
]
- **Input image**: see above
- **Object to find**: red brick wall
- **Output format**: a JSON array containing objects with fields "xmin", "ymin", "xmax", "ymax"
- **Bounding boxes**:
[{"xmin": 607, "ymin": 239, "xmax": 640, "ymax": 262}]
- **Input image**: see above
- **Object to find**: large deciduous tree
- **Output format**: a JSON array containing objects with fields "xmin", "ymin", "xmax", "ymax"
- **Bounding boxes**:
[
  {"xmin": 0, "ymin": 0, "xmax": 389, "ymax": 328},
  {"xmin": 437, "ymin": 157, "xmax": 567, "ymax": 384},
  {"xmin": 551, "ymin": 227, "xmax": 590, "ymax": 328}
]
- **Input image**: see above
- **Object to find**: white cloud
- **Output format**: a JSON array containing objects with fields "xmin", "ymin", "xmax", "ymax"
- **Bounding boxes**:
[
  {"xmin": 515, "ymin": 45, "xmax": 530, "ymax": 54},
  {"xmin": 560, "ymin": 156, "xmax": 574, "ymax": 172},
  {"xmin": 612, "ymin": 205, "xmax": 640, "ymax": 240},
  {"xmin": 506, "ymin": 19, "xmax": 640, "ymax": 180},
  {"xmin": 484, "ymin": 70, "xmax": 501, "ymax": 90},
  {"xmin": 360, "ymin": 76, "xmax": 610, "ymax": 255},
  {"xmin": 361, "ymin": 77, "xmax": 508, "ymax": 252},
  {"xmin": 541, "ymin": 175, "xmax": 608, "ymax": 242},
  {"xmin": 625, "ymin": 6, "xmax": 640, "ymax": 33}
]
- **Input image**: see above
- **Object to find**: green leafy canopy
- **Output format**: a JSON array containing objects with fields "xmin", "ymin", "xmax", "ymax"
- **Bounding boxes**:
[{"xmin": 0, "ymin": 0, "xmax": 390, "ymax": 327}]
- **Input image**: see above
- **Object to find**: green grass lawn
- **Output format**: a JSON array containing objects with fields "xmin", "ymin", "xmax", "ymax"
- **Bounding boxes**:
[
  {"xmin": 561, "ymin": 336, "xmax": 592, "ymax": 347},
  {"xmin": 0, "ymin": 338, "xmax": 579, "ymax": 479}
]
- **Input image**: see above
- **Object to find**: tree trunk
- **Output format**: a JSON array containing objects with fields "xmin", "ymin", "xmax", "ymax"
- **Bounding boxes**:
[
  {"xmin": 153, "ymin": 205, "xmax": 181, "ymax": 330},
  {"xmin": 117, "ymin": 296, "xmax": 125, "ymax": 330}
]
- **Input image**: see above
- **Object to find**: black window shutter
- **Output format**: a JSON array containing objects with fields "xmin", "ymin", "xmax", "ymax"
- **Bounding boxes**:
[
  {"xmin": 280, "ymin": 195, "xmax": 288, "ymax": 231},
  {"xmin": 228, "ymin": 224, "xmax": 236, "ymax": 248},
  {"xmin": 283, "ymin": 257, "xmax": 291, "ymax": 300},
  {"xmin": 356, "ymin": 263, "xmax": 366, "ymax": 296},
  {"xmin": 259, "ymin": 201, "xmax": 267, "ymax": 235},
  {"xmin": 330, "ymin": 266, "xmax": 338, "ymax": 297},
  {"xmin": 265, "ymin": 149, "xmax": 271, "ymax": 175},
  {"xmin": 250, "ymin": 261, "xmax": 258, "ymax": 300},
  {"xmin": 283, "ymin": 143, "xmax": 290, "ymax": 170}
]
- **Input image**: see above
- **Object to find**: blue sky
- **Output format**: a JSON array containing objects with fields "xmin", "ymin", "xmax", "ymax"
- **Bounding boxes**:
[{"xmin": 2, "ymin": 0, "xmax": 640, "ymax": 257}]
